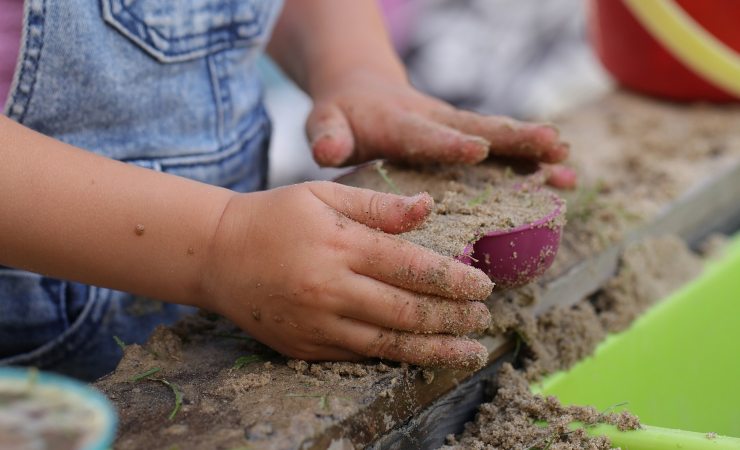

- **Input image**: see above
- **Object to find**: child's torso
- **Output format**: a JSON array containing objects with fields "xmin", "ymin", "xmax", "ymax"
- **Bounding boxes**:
[{"xmin": 3, "ymin": 0, "xmax": 284, "ymax": 191}]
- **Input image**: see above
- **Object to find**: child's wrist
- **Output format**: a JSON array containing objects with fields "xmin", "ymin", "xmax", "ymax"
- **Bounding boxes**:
[
  {"xmin": 182, "ymin": 189, "xmax": 242, "ymax": 310},
  {"xmin": 308, "ymin": 63, "xmax": 408, "ymax": 100}
]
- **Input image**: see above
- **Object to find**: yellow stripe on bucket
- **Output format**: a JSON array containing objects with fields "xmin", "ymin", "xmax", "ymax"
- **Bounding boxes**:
[{"xmin": 623, "ymin": 0, "xmax": 740, "ymax": 98}]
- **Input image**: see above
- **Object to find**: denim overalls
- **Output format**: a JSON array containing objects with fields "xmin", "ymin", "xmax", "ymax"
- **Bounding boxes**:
[{"xmin": 1, "ymin": 0, "xmax": 283, "ymax": 380}]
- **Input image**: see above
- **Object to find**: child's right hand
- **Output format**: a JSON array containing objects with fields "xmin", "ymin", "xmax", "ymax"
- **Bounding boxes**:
[
  {"xmin": 1, "ymin": 117, "xmax": 491, "ymax": 369},
  {"xmin": 198, "ymin": 181, "xmax": 494, "ymax": 368}
]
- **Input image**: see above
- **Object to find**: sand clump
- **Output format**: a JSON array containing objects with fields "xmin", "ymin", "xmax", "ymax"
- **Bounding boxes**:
[
  {"xmin": 491, "ymin": 235, "xmax": 704, "ymax": 380},
  {"xmin": 592, "ymin": 235, "xmax": 703, "ymax": 333},
  {"xmin": 339, "ymin": 161, "xmax": 564, "ymax": 258},
  {"xmin": 286, "ymin": 360, "xmax": 373, "ymax": 383},
  {"xmin": 442, "ymin": 364, "xmax": 639, "ymax": 450},
  {"xmin": 446, "ymin": 235, "xmax": 704, "ymax": 449}
]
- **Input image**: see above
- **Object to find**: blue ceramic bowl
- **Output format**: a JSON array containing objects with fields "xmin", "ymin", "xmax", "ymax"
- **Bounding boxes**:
[{"xmin": 0, "ymin": 366, "xmax": 117, "ymax": 450}]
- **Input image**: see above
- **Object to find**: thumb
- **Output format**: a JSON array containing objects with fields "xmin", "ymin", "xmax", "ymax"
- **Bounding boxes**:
[
  {"xmin": 309, "ymin": 181, "xmax": 434, "ymax": 234},
  {"xmin": 306, "ymin": 102, "xmax": 355, "ymax": 167}
]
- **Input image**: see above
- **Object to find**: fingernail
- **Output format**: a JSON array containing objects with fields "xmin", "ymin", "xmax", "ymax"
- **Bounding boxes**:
[
  {"xmin": 475, "ymin": 305, "xmax": 492, "ymax": 332},
  {"xmin": 455, "ymin": 340, "xmax": 488, "ymax": 370},
  {"xmin": 312, "ymin": 134, "xmax": 351, "ymax": 167},
  {"xmin": 555, "ymin": 141, "xmax": 570, "ymax": 159},
  {"xmin": 403, "ymin": 193, "xmax": 423, "ymax": 206},
  {"xmin": 547, "ymin": 165, "xmax": 577, "ymax": 190},
  {"xmin": 542, "ymin": 123, "xmax": 561, "ymax": 136},
  {"xmin": 310, "ymin": 131, "xmax": 333, "ymax": 146},
  {"xmin": 462, "ymin": 268, "xmax": 494, "ymax": 300},
  {"xmin": 463, "ymin": 137, "xmax": 491, "ymax": 162},
  {"xmin": 540, "ymin": 141, "xmax": 569, "ymax": 164},
  {"xmin": 403, "ymin": 192, "xmax": 433, "ymax": 213},
  {"xmin": 469, "ymin": 136, "xmax": 491, "ymax": 148}
]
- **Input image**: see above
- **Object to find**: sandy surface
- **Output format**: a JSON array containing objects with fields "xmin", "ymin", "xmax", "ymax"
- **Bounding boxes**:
[
  {"xmin": 96, "ymin": 314, "xmax": 425, "ymax": 450},
  {"xmin": 545, "ymin": 93, "xmax": 740, "ymax": 278}
]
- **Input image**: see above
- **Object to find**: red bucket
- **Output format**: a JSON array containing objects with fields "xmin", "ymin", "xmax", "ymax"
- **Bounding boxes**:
[{"xmin": 588, "ymin": 0, "xmax": 740, "ymax": 102}]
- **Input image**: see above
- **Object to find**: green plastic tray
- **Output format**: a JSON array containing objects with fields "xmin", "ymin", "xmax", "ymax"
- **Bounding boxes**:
[{"xmin": 534, "ymin": 235, "xmax": 740, "ymax": 449}]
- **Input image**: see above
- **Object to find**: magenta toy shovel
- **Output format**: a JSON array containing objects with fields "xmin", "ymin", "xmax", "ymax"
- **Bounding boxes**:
[
  {"xmin": 457, "ymin": 190, "xmax": 565, "ymax": 288},
  {"xmin": 336, "ymin": 163, "xmax": 566, "ymax": 289}
]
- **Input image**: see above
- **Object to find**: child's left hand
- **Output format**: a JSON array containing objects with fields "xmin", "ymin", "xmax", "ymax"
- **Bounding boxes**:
[
  {"xmin": 305, "ymin": 71, "xmax": 576, "ymax": 189},
  {"xmin": 269, "ymin": 0, "xmax": 576, "ymax": 189}
]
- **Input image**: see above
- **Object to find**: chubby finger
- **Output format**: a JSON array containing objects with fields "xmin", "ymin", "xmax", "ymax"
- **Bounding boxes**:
[
  {"xmin": 385, "ymin": 114, "xmax": 490, "ymax": 165},
  {"xmin": 435, "ymin": 109, "xmax": 569, "ymax": 164},
  {"xmin": 309, "ymin": 181, "xmax": 433, "ymax": 234},
  {"xmin": 334, "ymin": 317, "xmax": 489, "ymax": 369},
  {"xmin": 336, "ymin": 274, "xmax": 491, "ymax": 335},
  {"xmin": 350, "ymin": 231, "xmax": 493, "ymax": 301},
  {"xmin": 306, "ymin": 102, "xmax": 355, "ymax": 167}
]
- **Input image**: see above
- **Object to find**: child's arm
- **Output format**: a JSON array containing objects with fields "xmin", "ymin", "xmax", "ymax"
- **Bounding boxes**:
[
  {"xmin": 0, "ymin": 115, "xmax": 231, "ymax": 305},
  {"xmin": 0, "ymin": 116, "xmax": 492, "ymax": 367},
  {"xmin": 267, "ymin": 0, "xmax": 575, "ymax": 188}
]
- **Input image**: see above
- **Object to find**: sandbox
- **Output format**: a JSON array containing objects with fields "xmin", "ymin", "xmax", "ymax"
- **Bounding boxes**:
[{"xmin": 83, "ymin": 92, "xmax": 740, "ymax": 450}]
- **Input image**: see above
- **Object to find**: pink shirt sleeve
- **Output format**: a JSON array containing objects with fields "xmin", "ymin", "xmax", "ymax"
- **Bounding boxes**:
[{"xmin": 0, "ymin": 0, "xmax": 24, "ymax": 107}]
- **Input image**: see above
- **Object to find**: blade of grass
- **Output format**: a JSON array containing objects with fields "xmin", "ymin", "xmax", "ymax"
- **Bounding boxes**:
[
  {"xmin": 512, "ymin": 332, "xmax": 523, "ymax": 362},
  {"xmin": 233, "ymin": 355, "xmax": 263, "ymax": 369},
  {"xmin": 152, "ymin": 378, "xmax": 183, "ymax": 420},
  {"xmin": 213, "ymin": 333, "xmax": 253, "ymax": 342},
  {"xmin": 129, "ymin": 367, "xmax": 161, "ymax": 382},
  {"xmin": 129, "ymin": 367, "xmax": 182, "ymax": 420},
  {"xmin": 286, "ymin": 393, "xmax": 329, "ymax": 410},
  {"xmin": 600, "ymin": 401, "xmax": 629, "ymax": 416},
  {"xmin": 374, "ymin": 161, "xmax": 401, "ymax": 195},
  {"xmin": 113, "ymin": 335, "xmax": 127, "ymax": 351},
  {"xmin": 25, "ymin": 367, "xmax": 39, "ymax": 395},
  {"xmin": 467, "ymin": 185, "xmax": 493, "ymax": 207}
]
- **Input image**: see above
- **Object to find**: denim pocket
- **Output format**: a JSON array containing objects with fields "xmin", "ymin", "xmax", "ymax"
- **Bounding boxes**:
[
  {"xmin": 0, "ymin": 269, "xmax": 111, "ymax": 372},
  {"xmin": 126, "ymin": 109, "xmax": 271, "ymax": 192},
  {"xmin": 101, "ymin": 0, "xmax": 277, "ymax": 63},
  {"xmin": 0, "ymin": 270, "xmax": 70, "ymax": 358}
]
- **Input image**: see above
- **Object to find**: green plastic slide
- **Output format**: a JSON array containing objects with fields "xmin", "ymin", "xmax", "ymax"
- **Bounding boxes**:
[{"xmin": 534, "ymin": 235, "xmax": 740, "ymax": 449}]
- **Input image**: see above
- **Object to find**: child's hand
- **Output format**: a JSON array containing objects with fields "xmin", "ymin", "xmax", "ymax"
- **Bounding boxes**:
[
  {"xmin": 306, "ymin": 71, "xmax": 576, "ymax": 189},
  {"xmin": 200, "ymin": 181, "xmax": 494, "ymax": 368}
]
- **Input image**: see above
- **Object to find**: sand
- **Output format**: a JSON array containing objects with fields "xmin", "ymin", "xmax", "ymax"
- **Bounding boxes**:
[
  {"xmin": 338, "ymin": 161, "xmax": 564, "ymax": 258},
  {"xmin": 441, "ymin": 363, "xmax": 639, "ymax": 450},
  {"xmin": 526, "ymin": 235, "xmax": 702, "ymax": 378},
  {"xmin": 591, "ymin": 236, "xmax": 703, "ymax": 334},
  {"xmin": 94, "ymin": 312, "xmax": 424, "ymax": 450}
]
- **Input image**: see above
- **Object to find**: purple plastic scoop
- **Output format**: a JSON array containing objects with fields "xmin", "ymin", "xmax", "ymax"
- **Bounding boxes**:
[
  {"xmin": 335, "ymin": 163, "xmax": 565, "ymax": 288},
  {"xmin": 456, "ymin": 189, "xmax": 565, "ymax": 288}
]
